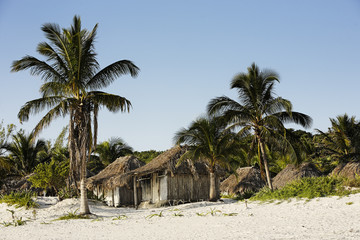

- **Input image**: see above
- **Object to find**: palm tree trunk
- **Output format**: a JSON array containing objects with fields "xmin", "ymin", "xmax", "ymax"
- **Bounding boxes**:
[
  {"xmin": 93, "ymin": 103, "xmax": 98, "ymax": 150},
  {"xmin": 258, "ymin": 139, "xmax": 273, "ymax": 190},
  {"xmin": 68, "ymin": 109, "xmax": 79, "ymax": 194},
  {"xmin": 73, "ymin": 104, "xmax": 90, "ymax": 215},
  {"xmin": 209, "ymin": 166, "xmax": 217, "ymax": 201}
]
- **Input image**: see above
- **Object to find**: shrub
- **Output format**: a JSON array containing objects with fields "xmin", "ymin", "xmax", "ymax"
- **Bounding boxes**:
[
  {"xmin": 0, "ymin": 191, "xmax": 38, "ymax": 209},
  {"xmin": 29, "ymin": 159, "xmax": 68, "ymax": 196},
  {"xmin": 250, "ymin": 176, "xmax": 355, "ymax": 202}
]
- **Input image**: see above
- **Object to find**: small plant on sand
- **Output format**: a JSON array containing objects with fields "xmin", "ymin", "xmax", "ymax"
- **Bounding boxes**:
[
  {"xmin": 0, "ymin": 191, "xmax": 38, "ymax": 209},
  {"xmin": 55, "ymin": 209, "xmax": 90, "ymax": 221},
  {"xmin": 208, "ymin": 208, "xmax": 222, "ymax": 216},
  {"xmin": 91, "ymin": 218, "xmax": 104, "ymax": 222},
  {"xmin": 32, "ymin": 209, "xmax": 37, "ymax": 220},
  {"xmin": 173, "ymin": 212, "xmax": 184, "ymax": 217},
  {"xmin": 196, "ymin": 212, "xmax": 207, "ymax": 217},
  {"xmin": 112, "ymin": 215, "xmax": 128, "ymax": 220},
  {"xmin": 146, "ymin": 210, "xmax": 164, "ymax": 219},
  {"xmin": 0, "ymin": 209, "xmax": 27, "ymax": 227},
  {"xmin": 222, "ymin": 212, "xmax": 238, "ymax": 216},
  {"xmin": 346, "ymin": 202, "xmax": 354, "ymax": 205}
]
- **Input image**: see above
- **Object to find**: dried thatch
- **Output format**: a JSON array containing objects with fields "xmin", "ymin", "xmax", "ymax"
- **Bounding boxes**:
[
  {"xmin": 86, "ymin": 155, "xmax": 144, "ymax": 190},
  {"xmin": 109, "ymin": 146, "xmax": 212, "ymax": 189},
  {"xmin": 220, "ymin": 167, "xmax": 265, "ymax": 195},
  {"xmin": 272, "ymin": 163, "xmax": 322, "ymax": 189},
  {"xmin": 330, "ymin": 162, "xmax": 360, "ymax": 179}
]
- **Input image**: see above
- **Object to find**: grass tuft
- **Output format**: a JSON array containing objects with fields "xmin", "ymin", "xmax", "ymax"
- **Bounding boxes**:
[
  {"xmin": 0, "ymin": 191, "xmax": 38, "ymax": 209},
  {"xmin": 146, "ymin": 210, "xmax": 164, "ymax": 219},
  {"xmin": 55, "ymin": 209, "xmax": 90, "ymax": 221}
]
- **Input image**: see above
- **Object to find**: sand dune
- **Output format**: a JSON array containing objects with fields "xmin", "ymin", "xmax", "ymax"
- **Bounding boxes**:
[{"xmin": 1, "ymin": 194, "xmax": 360, "ymax": 240}]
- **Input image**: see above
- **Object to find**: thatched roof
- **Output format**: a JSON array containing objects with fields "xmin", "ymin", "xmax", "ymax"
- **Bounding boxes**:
[
  {"xmin": 272, "ymin": 163, "xmax": 322, "ymax": 189},
  {"xmin": 109, "ymin": 145, "xmax": 214, "ymax": 189},
  {"xmin": 330, "ymin": 162, "xmax": 360, "ymax": 179},
  {"xmin": 220, "ymin": 167, "xmax": 265, "ymax": 195},
  {"xmin": 86, "ymin": 155, "xmax": 145, "ymax": 190}
]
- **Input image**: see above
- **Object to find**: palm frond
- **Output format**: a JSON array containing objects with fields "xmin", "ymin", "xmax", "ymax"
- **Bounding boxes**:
[
  {"xmin": 86, "ymin": 60, "xmax": 139, "ymax": 90},
  {"xmin": 11, "ymin": 56, "xmax": 64, "ymax": 83},
  {"xmin": 88, "ymin": 91, "xmax": 132, "ymax": 112},
  {"xmin": 18, "ymin": 97, "xmax": 65, "ymax": 123},
  {"xmin": 32, "ymin": 99, "xmax": 74, "ymax": 136}
]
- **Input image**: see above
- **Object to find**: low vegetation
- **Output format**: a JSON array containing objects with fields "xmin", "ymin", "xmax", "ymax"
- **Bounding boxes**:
[
  {"xmin": 55, "ymin": 209, "xmax": 90, "ymax": 221},
  {"xmin": 250, "ymin": 176, "xmax": 360, "ymax": 202},
  {"xmin": 0, "ymin": 191, "xmax": 38, "ymax": 209},
  {"xmin": 1, "ymin": 209, "xmax": 27, "ymax": 227}
]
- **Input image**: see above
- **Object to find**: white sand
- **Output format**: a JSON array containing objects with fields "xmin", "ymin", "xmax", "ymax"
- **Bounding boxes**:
[{"xmin": 1, "ymin": 194, "xmax": 360, "ymax": 240}]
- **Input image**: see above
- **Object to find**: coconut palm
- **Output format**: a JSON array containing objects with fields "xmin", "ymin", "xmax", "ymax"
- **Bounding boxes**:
[
  {"xmin": 94, "ymin": 137, "xmax": 133, "ymax": 167},
  {"xmin": 5, "ymin": 130, "xmax": 47, "ymax": 175},
  {"xmin": 11, "ymin": 16, "xmax": 139, "ymax": 214},
  {"xmin": 207, "ymin": 63, "xmax": 312, "ymax": 190},
  {"xmin": 316, "ymin": 114, "xmax": 360, "ymax": 163},
  {"xmin": 174, "ymin": 115, "xmax": 242, "ymax": 201}
]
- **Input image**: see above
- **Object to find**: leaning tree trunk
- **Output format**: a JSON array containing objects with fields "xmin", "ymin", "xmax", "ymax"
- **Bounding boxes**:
[
  {"xmin": 74, "ymin": 103, "xmax": 91, "ymax": 215},
  {"xmin": 209, "ymin": 166, "xmax": 217, "ymax": 201},
  {"xmin": 258, "ymin": 138, "xmax": 273, "ymax": 190}
]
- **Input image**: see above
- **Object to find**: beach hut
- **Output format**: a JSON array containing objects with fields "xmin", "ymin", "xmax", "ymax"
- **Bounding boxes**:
[
  {"xmin": 330, "ymin": 162, "xmax": 360, "ymax": 180},
  {"xmin": 272, "ymin": 162, "xmax": 322, "ymax": 189},
  {"xmin": 113, "ymin": 146, "xmax": 221, "ymax": 207},
  {"xmin": 86, "ymin": 155, "xmax": 145, "ymax": 207},
  {"xmin": 220, "ymin": 167, "xmax": 265, "ymax": 196}
]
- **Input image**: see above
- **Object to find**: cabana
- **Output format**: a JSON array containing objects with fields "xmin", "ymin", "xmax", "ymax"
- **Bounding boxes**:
[
  {"xmin": 220, "ymin": 167, "xmax": 265, "ymax": 196},
  {"xmin": 272, "ymin": 162, "xmax": 322, "ymax": 189},
  {"xmin": 113, "ymin": 146, "xmax": 221, "ymax": 208},
  {"xmin": 86, "ymin": 155, "xmax": 145, "ymax": 207},
  {"xmin": 330, "ymin": 162, "xmax": 360, "ymax": 180}
]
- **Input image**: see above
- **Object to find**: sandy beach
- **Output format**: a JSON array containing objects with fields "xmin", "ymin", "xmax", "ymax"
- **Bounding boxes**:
[{"xmin": 1, "ymin": 193, "xmax": 360, "ymax": 240}]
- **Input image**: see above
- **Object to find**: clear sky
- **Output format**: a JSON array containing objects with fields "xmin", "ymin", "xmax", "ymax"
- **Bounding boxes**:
[{"xmin": 0, "ymin": 0, "xmax": 359, "ymax": 151}]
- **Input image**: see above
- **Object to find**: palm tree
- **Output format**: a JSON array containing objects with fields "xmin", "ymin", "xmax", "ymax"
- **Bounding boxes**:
[
  {"xmin": 0, "ymin": 122, "xmax": 15, "ymax": 174},
  {"xmin": 174, "ymin": 115, "xmax": 241, "ymax": 201},
  {"xmin": 208, "ymin": 63, "xmax": 312, "ymax": 190},
  {"xmin": 5, "ymin": 130, "xmax": 47, "ymax": 175},
  {"xmin": 11, "ymin": 16, "xmax": 139, "ymax": 214},
  {"xmin": 94, "ymin": 137, "xmax": 133, "ymax": 167},
  {"xmin": 316, "ymin": 114, "xmax": 360, "ymax": 163}
]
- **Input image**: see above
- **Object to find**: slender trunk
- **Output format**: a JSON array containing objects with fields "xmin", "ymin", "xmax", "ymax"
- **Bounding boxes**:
[
  {"xmin": 209, "ymin": 167, "xmax": 217, "ymax": 201},
  {"xmin": 93, "ymin": 104, "xmax": 98, "ymax": 150},
  {"xmin": 257, "ymin": 142, "xmax": 266, "ymax": 181},
  {"xmin": 68, "ymin": 109, "xmax": 79, "ymax": 194},
  {"xmin": 258, "ymin": 139, "xmax": 273, "ymax": 190}
]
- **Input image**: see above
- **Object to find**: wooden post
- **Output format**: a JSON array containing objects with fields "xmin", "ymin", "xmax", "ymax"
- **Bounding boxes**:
[{"xmin": 133, "ymin": 175, "xmax": 138, "ymax": 209}]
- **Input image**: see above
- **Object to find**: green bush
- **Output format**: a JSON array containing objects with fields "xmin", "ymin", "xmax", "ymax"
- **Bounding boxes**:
[
  {"xmin": 29, "ymin": 159, "xmax": 68, "ymax": 196},
  {"xmin": 250, "ymin": 176, "xmax": 356, "ymax": 202},
  {"xmin": 0, "ymin": 191, "xmax": 38, "ymax": 209}
]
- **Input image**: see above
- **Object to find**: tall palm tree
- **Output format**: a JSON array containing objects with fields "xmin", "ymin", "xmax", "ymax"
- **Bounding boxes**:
[
  {"xmin": 11, "ymin": 16, "xmax": 139, "ymax": 214},
  {"xmin": 208, "ymin": 63, "xmax": 312, "ymax": 190},
  {"xmin": 5, "ymin": 130, "xmax": 47, "ymax": 175},
  {"xmin": 174, "ymin": 115, "xmax": 241, "ymax": 201}
]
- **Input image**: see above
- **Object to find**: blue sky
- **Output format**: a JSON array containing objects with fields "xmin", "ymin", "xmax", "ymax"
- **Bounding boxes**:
[{"xmin": 0, "ymin": 0, "xmax": 359, "ymax": 151}]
